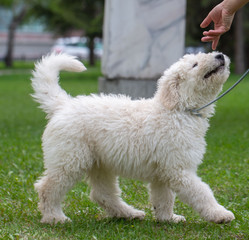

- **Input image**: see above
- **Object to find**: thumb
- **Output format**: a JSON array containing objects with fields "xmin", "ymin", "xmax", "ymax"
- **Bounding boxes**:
[{"xmin": 200, "ymin": 14, "xmax": 212, "ymax": 28}]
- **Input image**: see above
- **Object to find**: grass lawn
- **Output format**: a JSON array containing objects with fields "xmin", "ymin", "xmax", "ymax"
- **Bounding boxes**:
[{"xmin": 0, "ymin": 63, "xmax": 248, "ymax": 240}]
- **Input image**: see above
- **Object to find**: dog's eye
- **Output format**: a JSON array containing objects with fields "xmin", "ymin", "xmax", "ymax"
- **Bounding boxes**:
[{"xmin": 192, "ymin": 63, "xmax": 198, "ymax": 68}]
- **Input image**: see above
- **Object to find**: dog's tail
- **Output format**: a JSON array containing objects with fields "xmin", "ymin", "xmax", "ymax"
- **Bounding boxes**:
[{"xmin": 31, "ymin": 53, "xmax": 86, "ymax": 118}]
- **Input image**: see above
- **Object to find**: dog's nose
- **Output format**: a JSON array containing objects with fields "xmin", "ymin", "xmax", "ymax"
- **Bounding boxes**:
[{"xmin": 215, "ymin": 54, "xmax": 225, "ymax": 63}]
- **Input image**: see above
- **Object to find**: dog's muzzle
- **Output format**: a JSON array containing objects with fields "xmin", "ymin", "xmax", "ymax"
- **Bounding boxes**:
[{"xmin": 204, "ymin": 54, "xmax": 225, "ymax": 79}]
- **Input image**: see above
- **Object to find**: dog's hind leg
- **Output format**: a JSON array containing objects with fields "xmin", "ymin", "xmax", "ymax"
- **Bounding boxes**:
[
  {"xmin": 149, "ymin": 181, "xmax": 186, "ymax": 223},
  {"xmin": 88, "ymin": 166, "xmax": 145, "ymax": 220},
  {"xmin": 35, "ymin": 168, "xmax": 83, "ymax": 224}
]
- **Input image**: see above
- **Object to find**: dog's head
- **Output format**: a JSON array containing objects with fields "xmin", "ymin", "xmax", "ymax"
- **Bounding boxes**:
[{"xmin": 155, "ymin": 52, "xmax": 230, "ymax": 115}]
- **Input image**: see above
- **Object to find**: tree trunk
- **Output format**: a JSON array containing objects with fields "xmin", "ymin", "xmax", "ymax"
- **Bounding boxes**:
[
  {"xmin": 5, "ymin": 22, "xmax": 16, "ymax": 67},
  {"xmin": 234, "ymin": 9, "xmax": 245, "ymax": 74},
  {"xmin": 88, "ymin": 36, "xmax": 95, "ymax": 66},
  {"xmin": 4, "ymin": 7, "xmax": 27, "ymax": 67}
]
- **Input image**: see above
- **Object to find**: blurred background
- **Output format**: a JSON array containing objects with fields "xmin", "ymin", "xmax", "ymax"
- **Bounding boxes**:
[{"xmin": 0, "ymin": 0, "xmax": 248, "ymax": 74}]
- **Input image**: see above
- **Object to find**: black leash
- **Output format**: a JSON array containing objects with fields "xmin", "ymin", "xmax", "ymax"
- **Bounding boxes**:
[{"xmin": 190, "ymin": 69, "xmax": 249, "ymax": 117}]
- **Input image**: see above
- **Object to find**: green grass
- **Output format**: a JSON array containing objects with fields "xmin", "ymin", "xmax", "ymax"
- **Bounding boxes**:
[{"xmin": 0, "ymin": 65, "xmax": 248, "ymax": 239}]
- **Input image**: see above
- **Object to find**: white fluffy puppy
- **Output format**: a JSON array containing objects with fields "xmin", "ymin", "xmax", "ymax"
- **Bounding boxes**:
[{"xmin": 32, "ymin": 52, "xmax": 235, "ymax": 224}]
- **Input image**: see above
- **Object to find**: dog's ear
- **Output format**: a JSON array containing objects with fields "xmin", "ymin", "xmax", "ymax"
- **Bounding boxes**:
[{"xmin": 156, "ymin": 72, "xmax": 180, "ymax": 110}]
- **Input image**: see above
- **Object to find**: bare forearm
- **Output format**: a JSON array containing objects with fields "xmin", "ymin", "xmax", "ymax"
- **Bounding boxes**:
[{"xmin": 222, "ymin": 0, "xmax": 249, "ymax": 14}]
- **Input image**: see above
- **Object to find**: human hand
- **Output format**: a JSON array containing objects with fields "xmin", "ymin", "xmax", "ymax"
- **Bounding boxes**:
[{"xmin": 200, "ymin": 3, "xmax": 235, "ymax": 50}]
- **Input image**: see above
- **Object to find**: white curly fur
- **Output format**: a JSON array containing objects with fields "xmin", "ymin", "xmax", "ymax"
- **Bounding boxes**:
[{"xmin": 32, "ymin": 52, "xmax": 235, "ymax": 224}]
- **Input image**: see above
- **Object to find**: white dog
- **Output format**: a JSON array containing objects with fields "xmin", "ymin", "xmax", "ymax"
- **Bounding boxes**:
[{"xmin": 32, "ymin": 52, "xmax": 235, "ymax": 224}]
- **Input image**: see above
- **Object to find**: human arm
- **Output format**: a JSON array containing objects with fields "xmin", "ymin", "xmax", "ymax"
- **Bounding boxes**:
[{"xmin": 221, "ymin": 0, "xmax": 249, "ymax": 14}]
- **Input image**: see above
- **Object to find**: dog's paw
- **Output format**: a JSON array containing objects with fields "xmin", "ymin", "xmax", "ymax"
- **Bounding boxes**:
[
  {"xmin": 156, "ymin": 214, "xmax": 186, "ymax": 223},
  {"xmin": 109, "ymin": 209, "xmax": 145, "ymax": 220},
  {"xmin": 41, "ymin": 215, "xmax": 71, "ymax": 224},
  {"xmin": 129, "ymin": 209, "xmax": 146, "ymax": 220},
  {"xmin": 204, "ymin": 206, "xmax": 235, "ymax": 224},
  {"xmin": 170, "ymin": 214, "xmax": 186, "ymax": 223}
]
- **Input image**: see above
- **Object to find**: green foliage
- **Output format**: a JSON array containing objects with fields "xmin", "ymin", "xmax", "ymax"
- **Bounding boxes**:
[
  {"xmin": 0, "ymin": 0, "xmax": 12, "ymax": 7},
  {"xmin": 0, "ymin": 65, "xmax": 249, "ymax": 239},
  {"xmin": 31, "ymin": 0, "xmax": 104, "ymax": 37}
]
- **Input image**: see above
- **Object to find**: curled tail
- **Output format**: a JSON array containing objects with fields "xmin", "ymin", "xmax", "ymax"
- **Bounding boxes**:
[{"xmin": 31, "ymin": 53, "xmax": 86, "ymax": 118}]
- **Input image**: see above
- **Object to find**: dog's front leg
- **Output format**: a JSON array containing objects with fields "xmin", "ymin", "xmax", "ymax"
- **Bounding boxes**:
[
  {"xmin": 170, "ymin": 171, "xmax": 235, "ymax": 223},
  {"xmin": 149, "ymin": 181, "xmax": 186, "ymax": 223}
]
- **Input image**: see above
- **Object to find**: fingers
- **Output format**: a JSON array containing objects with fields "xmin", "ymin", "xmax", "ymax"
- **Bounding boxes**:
[
  {"xmin": 201, "ymin": 35, "xmax": 218, "ymax": 42},
  {"xmin": 200, "ymin": 15, "xmax": 212, "ymax": 28},
  {"xmin": 201, "ymin": 35, "xmax": 220, "ymax": 50},
  {"xmin": 203, "ymin": 29, "xmax": 226, "ymax": 36},
  {"xmin": 212, "ymin": 37, "xmax": 220, "ymax": 50},
  {"xmin": 201, "ymin": 36, "xmax": 214, "ymax": 42},
  {"xmin": 200, "ymin": 14, "xmax": 221, "ymax": 50}
]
